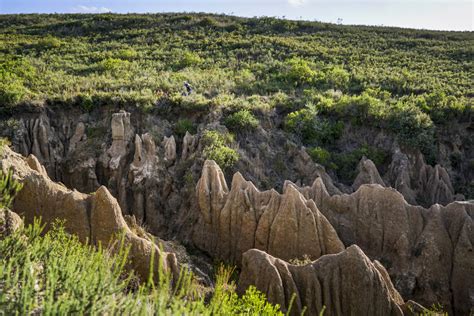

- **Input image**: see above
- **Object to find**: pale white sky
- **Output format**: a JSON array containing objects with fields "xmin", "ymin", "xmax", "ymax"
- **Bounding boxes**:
[{"xmin": 1, "ymin": 0, "xmax": 472, "ymax": 31}]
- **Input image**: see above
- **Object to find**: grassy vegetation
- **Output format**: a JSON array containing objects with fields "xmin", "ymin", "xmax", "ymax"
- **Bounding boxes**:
[
  {"xmin": 0, "ymin": 13, "xmax": 471, "ymax": 118},
  {"xmin": 0, "ymin": 219, "xmax": 283, "ymax": 315},
  {"xmin": 0, "ymin": 165, "xmax": 280, "ymax": 315},
  {"xmin": 0, "ymin": 13, "xmax": 471, "ymax": 182},
  {"xmin": 0, "ymin": 146, "xmax": 281, "ymax": 315}
]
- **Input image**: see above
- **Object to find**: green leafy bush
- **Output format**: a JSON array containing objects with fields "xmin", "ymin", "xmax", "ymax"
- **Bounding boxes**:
[
  {"xmin": 174, "ymin": 119, "xmax": 196, "ymax": 137},
  {"xmin": 326, "ymin": 66, "xmax": 350, "ymax": 90},
  {"xmin": 0, "ymin": 80, "xmax": 28, "ymax": 106},
  {"xmin": 388, "ymin": 101, "xmax": 435, "ymax": 155},
  {"xmin": 99, "ymin": 58, "xmax": 129, "ymax": 72},
  {"xmin": 333, "ymin": 145, "xmax": 389, "ymax": 182},
  {"xmin": 170, "ymin": 92, "xmax": 211, "ymax": 112},
  {"xmin": 202, "ymin": 130, "xmax": 239, "ymax": 169},
  {"xmin": 117, "ymin": 48, "xmax": 138, "ymax": 60},
  {"xmin": 285, "ymin": 104, "xmax": 343, "ymax": 145},
  {"xmin": 178, "ymin": 51, "xmax": 203, "ymax": 69},
  {"xmin": 37, "ymin": 35, "xmax": 62, "ymax": 49},
  {"xmin": 224, "ymin": 109, "xmax": 259, "ymax": 131},
  {"xmin": 332, "ymin": 93, "xmax": 387, "ymax": 125},
  {"xmin": 307, "ymin": 147, "xmax": 332, "ymax": 167},
  {"xmin": 284, "ymin": 57, "xmax": 317, "ymax": 87}
]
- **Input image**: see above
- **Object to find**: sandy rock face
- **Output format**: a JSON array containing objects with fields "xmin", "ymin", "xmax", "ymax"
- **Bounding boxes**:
[
  {"xmin": 238, "ymin": 246, "xmax": 407, "ymax": 316},
  {"xmin": 128, "ymin": 133, "xmax": 158, "ymax": 223},
  {"xmin": 193, "ymin": 160, "xmax": 344, "ymax": 264},
  {"xmin": 181, "ymin": 131, "xmax": 197, "ymax": 161},
  {"xmin": 0, "ymin": 147, "xmax": 179, "ymax": 282},
  {"xmin": 162, "ymin": 135, "xmax": 177, "ymax": 165},
  {"xmin": 352, "ymin": 156, "xmax": 386, "ymax": 191},
  {"xmin": 385, "ymin": 149, "xmax": 455, "ymax": 206},
  {"xmin": 296, "ymin": 178, "xmax": 474, "ymax": 315}
]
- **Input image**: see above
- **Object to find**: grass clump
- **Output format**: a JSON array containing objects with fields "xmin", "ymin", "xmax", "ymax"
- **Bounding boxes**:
[{"xmin": 202, "ymin": 130, "xmax": 239, "ymax": 169}]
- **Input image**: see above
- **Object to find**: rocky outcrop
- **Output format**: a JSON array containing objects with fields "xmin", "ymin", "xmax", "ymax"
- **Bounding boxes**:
[
  {"xmin": 385, "ymin": 149, "xmax": 455, "ymax": 206},
  {"xmin": 182, "ymin": 131, "xmax": 197, "ymax": 161},
  {"xmin": 0, "ymin": 147, "xmax": 179, "ymax": 282},
  {"xmin": 352, "ymin": 156, "xmax": 386, "ymax": 191},
  {"xmin": 193, "ymin": 160, "xmax": 344, "ymax": 264},
  {"xmin": 238, "ymin": 246, "xmax": 410, "ymax": 316},
  {"xmin": 67, "ymin": 122, "xmax": 87, "ymax": 154},
  {"xmin": 128, "ymin": 133, "xmax": 158, "ymax": 223},
  {"xmin": 295, "ymin": 178, "xmax": 473, "ymax": 315},
  {"xmin": 162, "ymin": 135, "xmax": 177, "ymax": 166}
]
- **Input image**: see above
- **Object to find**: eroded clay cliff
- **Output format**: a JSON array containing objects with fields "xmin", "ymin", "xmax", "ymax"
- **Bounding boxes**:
[
  {"xmin": 237, "ymin": 246, "xmax": 408, "ymax": 316},
  {"xmin": 0, "ymin": 147, "xmax": 179, "ymax": 282},
  {"xmin": 294, "ymin": 175, "xmax": 473, "ymax": 315},
  {"xmin": 193, "ymin": 160, "xmax": 344, "ymax": 264}
]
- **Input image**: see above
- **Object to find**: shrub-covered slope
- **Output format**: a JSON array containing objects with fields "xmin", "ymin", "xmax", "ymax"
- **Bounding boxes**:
[{"xmin": 0, "ymin": 13, "xmax": 472, "ymax": 197}]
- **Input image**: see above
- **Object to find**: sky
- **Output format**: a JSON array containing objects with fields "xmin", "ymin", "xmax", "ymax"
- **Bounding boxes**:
[{"xmin": 0, "ymin": 0, "xmax": 472, "ymax": 31}]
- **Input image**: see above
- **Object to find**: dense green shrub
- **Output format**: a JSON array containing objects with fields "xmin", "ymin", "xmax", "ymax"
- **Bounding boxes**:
[
  {"xmin": 284, "ymin": 57, "xmax": 317, "ymax": 87},
  {"xmin": 285, "ymin": 104, "xmax": 343, "ymax": 145},
  {"xmin": 332, "ymin": 93, "xmax": 387, "ymax": 125},
  {"xmin": 326, "ymin": 66, "xmax": 350, "ymax": 90},
  {"xmin": 333, "ymin": 145, "xmax": 389, "ymax": 182},
  {"xmin": 37, "ymin": 35, "xmax": 62, "ymax": 49},
  {"xmin": 202, "ymin": 130, "xmax": 239, "ymax": 169},
  {"xmin": 117, "ymin": 48, "xmax": 138, "ymax": 60},
  {"xmin": 170, "ymin": 92, "xmax": 211, "ymax": 111},
  {"xmin": 224, "ymin": 109, "xmax": 259, "ymax": 131},
  {"xmin": 0, "ymin": 80, "xmax": 28, "ymax": 106},
  {"xmin": 174, "ymin": 119, "xmax": 197, "ymax": 137},
  {"xmin": 99, "ymin": 57, "xmax": 129, "ymax": 72},
  {"xmin": 387, "ymin": 101, "xmax": 435, "ymax": 155},
  {"xmin": 177, "ymin": 51, "xmax": 203, "ymax": 69},
  {"xmin": 307, "ymin": 147, "xmax": 332, "ymax": 167}
]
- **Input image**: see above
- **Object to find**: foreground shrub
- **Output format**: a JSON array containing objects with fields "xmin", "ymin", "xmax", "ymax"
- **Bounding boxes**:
[
  {"xmin": 0, "ymin": 220, "xmax": 282, "ymax": 315},
  {"xmin": 0, "ymin": 80, "xmax": 28, "ymax": 106},
  {"xmin": 99, "ymin": 57, "xmax": 129, "ymax": 73},
  {"xmin": 387, "ymin": 101, "xmax": 435, "ymax": 156},
  {"xmin": 37, "ymin": 35, "xmax": 62, "ymax": 49},
  {"xmin": 177, "ymin": 51, "xmax": 203, "ymax": 69},
  {"xmin": 326, "ymin": 66, "xmax": 350, "ymax": 90},
  {"xmin": 169, "ymin": 92, "xmax": 211, "ymax": 112}
]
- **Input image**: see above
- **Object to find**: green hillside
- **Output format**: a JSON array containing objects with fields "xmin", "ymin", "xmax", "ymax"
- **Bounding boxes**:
[{"xmin": 0, "ymin": 13, "xmax": 472, "ymax": 182}]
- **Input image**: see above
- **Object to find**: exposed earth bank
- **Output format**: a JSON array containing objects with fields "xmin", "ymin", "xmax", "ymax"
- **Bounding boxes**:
[{"xmin": 1, "ymin": 104, "xmax": 473, "ymax": 314}]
